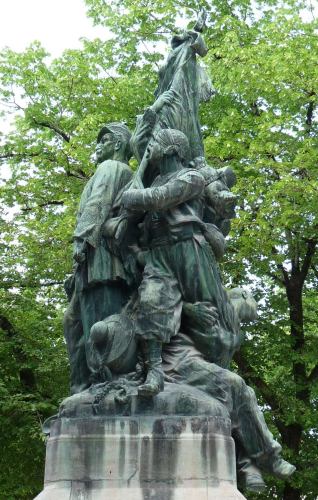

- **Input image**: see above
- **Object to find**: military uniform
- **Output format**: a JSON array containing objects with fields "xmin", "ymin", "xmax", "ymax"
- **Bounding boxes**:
[
  {"xmin": 123, "ymin": 167, "xmax": 237, "ymax": 345},
  {"xmin": 64, "ymin": 159, "xmax": 132, "ymax": 394}
]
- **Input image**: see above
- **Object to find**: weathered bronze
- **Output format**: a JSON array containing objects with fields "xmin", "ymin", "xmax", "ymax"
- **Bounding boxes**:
[
  {"xmin": 63, "ymin": 122, "xmax": 133, "ymax": 394},
  {"xmin": 59, "ymin": 11, "xmax": 296, "ymax": 496}
]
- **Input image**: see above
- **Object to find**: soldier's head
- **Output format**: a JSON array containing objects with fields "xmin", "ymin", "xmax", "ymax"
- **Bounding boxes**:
[
  {"xmin": 95, "ymin": 122, "xmax": 132, "ymax": 164},
  {"xmin": 147, "ymin": 128, "xmax": 190, "ymax": 169},
  {"xmin": 88, "ymin": 314, "xmax": 137, "ymax": 377},
  {"xmin": 227, "ymin": 288, "xmax": 257, "ymax": 323},
  {"xmin": 190, "ymin": 156, "xmax": 207, "ymax": 170}
]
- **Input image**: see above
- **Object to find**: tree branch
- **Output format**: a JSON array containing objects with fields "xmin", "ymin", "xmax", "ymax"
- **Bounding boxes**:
[
  {"xmin": 21, "ymin": 200, "xmax": 64, "ymax": 212},
  {"xmin": 266, "ymin": 270, "xmax": 284, "ymax": 286},
  {"xmin": 0, "ymin": 150, "xmax": 58, "ymax": 164},
  {"xmin": 0, "ymin": 280, "xmax": 64, "ymax": 290},
  {"xmin": 235, "ymin": 351, "xmax": 281, "ymax": 411},
  {"xmin": 0, "ymin": 315, "xmax": 37, "ymax": 391},
  {"xmin": 311, "ymin": 264, "xmax": 318, "ymax": 280},
  {"xmin": 272, "ymin": 246, "xmax": 290, "ymax": 286},
  {"xmin": 65, "ymin": 169, "xmax": 88, "ymax": 180},
  {"xmin": 286, "ymin": 228, "xmax": 300, "ymax": 272},
  {"xmin": 307, "ymin": 364, "xmax": 318, "ymax": 383},
  {"xmin": 305, "ymin": 93, "xmax": 315, "ymax": 133},
  {"xmin": 32, "ymin": 118, "xmax": 70, "ymax": 142},
  {"xmin": 0, "ymin": 152, "xmax": 40, "ymax": 161},
  {"xmin": 250, "ymin": 101, "xmax": 262, "ymax": 116},
  {"xmin": 0, "ymin": 314, "xmax": 16, "ymax": 337},
  {"xmin": 300, "ymin": 239, "xmax": 316, "ymax": 284}
]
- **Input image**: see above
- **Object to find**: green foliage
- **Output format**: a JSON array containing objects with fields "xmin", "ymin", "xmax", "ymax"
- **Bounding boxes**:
[{"xmin": 0, "ymin": 0, "xmax": 317, "ymax": 498}]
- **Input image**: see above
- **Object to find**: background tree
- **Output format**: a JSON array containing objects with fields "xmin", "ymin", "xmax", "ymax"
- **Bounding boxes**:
[{"xmin": 0, "ymin": 0, "xmax": 317, "ymax": 498}]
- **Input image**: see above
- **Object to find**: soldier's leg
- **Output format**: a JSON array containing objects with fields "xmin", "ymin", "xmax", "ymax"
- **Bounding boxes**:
[
  {"xmin": 171, "ymin": 355, "xmax": 266, "ymax": 491},
  {"xmin": 63, "ymin": 292, "xmax": 90, "ymax": 395},
  {"xmin": 174, "ymin": 356, "xmax": 294, "ymax": 479},
  {"xmin": 225, "ymin": 371, "xmax": 295, "ymax": 479},
  {"xmin": 136, "ymin": 264, "xmax": 182, "ymax": 343},
  {"xmin": 136, "ymin": 259, "xmax": 182, "ymax": 396}
]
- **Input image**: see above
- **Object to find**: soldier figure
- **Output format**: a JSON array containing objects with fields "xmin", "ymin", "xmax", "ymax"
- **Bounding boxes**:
[
  {"xmin": 64, "ymin": 123, "xmax": 132, "ymax": 394},
  {"xmin": 122, "ymin": 128, "xmax": 237, "ymax": 396}
]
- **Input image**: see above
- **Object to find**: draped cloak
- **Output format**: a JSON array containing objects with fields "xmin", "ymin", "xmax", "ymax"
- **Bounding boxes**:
[{"xmin": 74, "ymin": 159, "xmax": 132, "ymax": 289}]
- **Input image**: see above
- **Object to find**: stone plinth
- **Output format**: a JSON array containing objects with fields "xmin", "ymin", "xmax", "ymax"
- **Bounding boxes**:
[{"xmin": 35, "ymin": 415, "xmax": 246, "ymax": 499}]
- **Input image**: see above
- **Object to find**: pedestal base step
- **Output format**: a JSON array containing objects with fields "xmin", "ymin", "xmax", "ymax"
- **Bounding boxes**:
[
  {"xmin": 35, "ymin": 416, "xmax": 246, "ymax": 500},
  {"xmin": 36, "ymin": 481, "xmax": 246, "ymax": 499}
]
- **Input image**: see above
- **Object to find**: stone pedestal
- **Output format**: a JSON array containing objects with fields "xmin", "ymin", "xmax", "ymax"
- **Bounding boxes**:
[{"xmin": 35, "ymin": 415, "xmax": 246, "ymax": 499}]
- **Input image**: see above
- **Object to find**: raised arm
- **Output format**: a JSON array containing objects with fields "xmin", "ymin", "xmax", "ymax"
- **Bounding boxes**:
[{"xmin": 131, "ymin": 90, "xmax": 179, "ymax": 166}]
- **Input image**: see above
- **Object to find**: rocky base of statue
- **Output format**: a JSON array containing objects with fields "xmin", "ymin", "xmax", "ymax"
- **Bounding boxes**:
[
  {"xmin": 35, "ymin": 383, "xmax": 246, "ymax": 500},
  {"xmin": 58, "ymin": 381, "xmax": 230, "ymax": 419}
]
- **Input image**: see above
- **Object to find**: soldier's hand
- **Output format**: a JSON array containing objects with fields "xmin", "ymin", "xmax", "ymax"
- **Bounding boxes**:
[
  {"xmin": 73, "ymin": 239, "xmax": 86, "ymax": 263},
  {"xmin": 103, "ymin": 217, "xmax": 121, "ymax": 238},
  {"xmin": 143, "ymin": 107, "xmax": 157, "ymax": 126},
  {"xmin": 74, "ymin": 250, "xmax": 86, "ymax": 264},
  {"xmin": 114, "ymin": 218, "xmax": 128, "ymax": 242},
  {"xmin": 151, "ymin": 89, "xmax": 180, "ymax": 113},
  {"xmin": 183, "ymin": 301, "xmax": 219, "ymax": 328}
]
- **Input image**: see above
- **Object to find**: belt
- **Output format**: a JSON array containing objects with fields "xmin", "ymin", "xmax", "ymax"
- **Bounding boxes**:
[{"xmin": 149, "ymin": 223, "xmax": 203, "ymax": 247}]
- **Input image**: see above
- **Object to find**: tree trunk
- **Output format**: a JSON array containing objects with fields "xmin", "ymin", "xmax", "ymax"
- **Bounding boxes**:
[
  {"xmin": 283, "ymin": 483, "xmax": 301, "ymax": 500},
  {"xmin": 281, "ymin": 275, "xmax": 306, "ymax": 500}
]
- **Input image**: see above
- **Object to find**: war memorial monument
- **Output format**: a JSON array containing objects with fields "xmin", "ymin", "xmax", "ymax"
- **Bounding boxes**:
[{"xmin": 36, "ymin": 10, "xmax": 295, "ymax": 500}]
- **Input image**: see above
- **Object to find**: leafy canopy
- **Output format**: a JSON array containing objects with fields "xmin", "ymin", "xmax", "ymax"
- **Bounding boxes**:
[{"xmin": 0, "ymin": 0, "xmax": 317, "ymax": 498}]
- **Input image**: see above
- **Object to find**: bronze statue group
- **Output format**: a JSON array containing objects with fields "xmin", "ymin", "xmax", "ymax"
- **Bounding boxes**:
[{"xmin": 63, "ymin": 18, "xmax": 295, "ymax": 493}]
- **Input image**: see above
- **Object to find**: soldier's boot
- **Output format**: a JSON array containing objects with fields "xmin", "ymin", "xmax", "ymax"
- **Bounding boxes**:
[
  {"xmin": 237, "ymin": 451, "xmax": 266, "ymax": 493},
  {"xmin": 128, "ymin": 350, "xmax": 146, "ymax": 383},
  {"xmin": 138, "ymin": 340, "xmax": 164, "ymax": 397},
  {"xmin": 245, "ymin": 470, "xmax": 266, "ymax": 492},
  {"xmin": 269, "ymin": 457, "xmax": 296, "ymax": 479},
  {"xmin": 257, "ymin": 453, "xmax": 296, "ymax": 480},
  {"xmin": 239, "ymin": 466, "xmax": 266, "ymax": 493}
]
